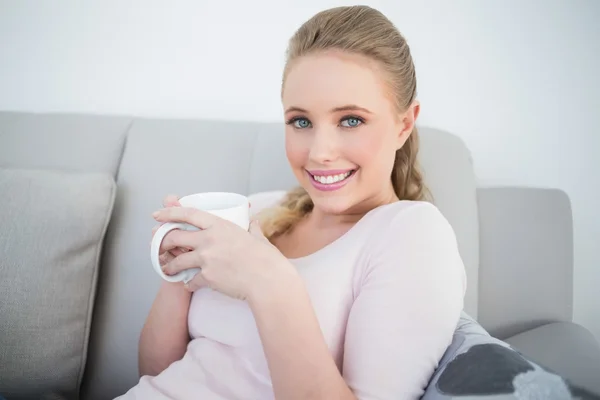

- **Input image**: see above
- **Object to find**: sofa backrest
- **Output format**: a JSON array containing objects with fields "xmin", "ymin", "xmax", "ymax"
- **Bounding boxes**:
[
  {"xmin": 0, "ymin": 112, "xmax": 479, "ymax": 399},
  {"xmin": 0, "ymin": 111, "xmax": 130, "ymax": 176}
]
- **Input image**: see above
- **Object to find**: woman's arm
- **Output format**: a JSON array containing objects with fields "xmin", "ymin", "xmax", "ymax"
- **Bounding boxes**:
[
  {"xmin": 248, "ymin": 202, "xmax": 465, "ymax": 400},
  {"xmin": 249, "ymin": 273, "xmax": 356, "ymax": 400},
  {"xmin": 139, "ymin": 195, "xmax": 192, "ymax": 377},
  {"xmin": 138, "ymin": 281, "xmax": 192, "ymax": 377},
  {"xmin": 342, "ymin": 203, "xmax": 465, "ymax": 399}
]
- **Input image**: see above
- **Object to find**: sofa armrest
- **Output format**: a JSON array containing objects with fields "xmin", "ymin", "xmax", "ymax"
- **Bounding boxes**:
[
  {"xmin": 476, "ymin": 187, "xmax": 574, "ymax": 339},
  {"xmin": 505, "ymin": 322, "xmax": 600, "ymax": 396}
]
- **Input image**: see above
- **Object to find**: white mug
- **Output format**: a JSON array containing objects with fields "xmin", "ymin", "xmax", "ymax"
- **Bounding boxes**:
[{"xmin": 150, "ymin": 192, "xmax": 250, "ymax": 283}]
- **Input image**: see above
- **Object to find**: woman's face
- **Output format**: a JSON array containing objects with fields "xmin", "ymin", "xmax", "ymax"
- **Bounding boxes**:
[{"xmin": 282, "ymin": 51, "xmax": 419, "ymax": 216}]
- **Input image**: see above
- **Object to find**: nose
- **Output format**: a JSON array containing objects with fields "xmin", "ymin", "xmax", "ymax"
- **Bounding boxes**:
[{"xmin": 308, "ymin": 128, "xmax": 339, "ymax": 164}]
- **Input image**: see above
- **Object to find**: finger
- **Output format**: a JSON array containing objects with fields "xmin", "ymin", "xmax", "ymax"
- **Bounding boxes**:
[
  {"xmin": 162, "ymin": 250, "xmax": 202, "ymax": 276},
  {"xmin": 184, "ymin": 273, "xmax": 209, "ymax": 292},
  {"xmin": 163, "ymin": 194, "xmax": 181, "ymax": 208},
  {"xmin": 151, "ymin": 226, "xmax": 190, "ymax": 250},
  {"xmin": 153, "ymin": 207, "xmax": 219, "ymax": 230},
  {"xmin": 160, "ymin": 229, "xmax": 199, "ymax": 254},
  {"xmin": 159, "ymin": 247, "xmax": 193, "ymax": 266},
  {"xmin": 158, "ymin": 251, "xmax": 175, "ymax": 266},
  {"xmin": 151, "ymin": 224, "xmax": 190, "ymax": 253},
  {"xmin": 169, "ymin": 247, "xmax": 188, "ymax": 257}
]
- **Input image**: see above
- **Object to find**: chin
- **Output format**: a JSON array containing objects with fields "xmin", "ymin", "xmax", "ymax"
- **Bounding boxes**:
[{"xmin": 308, "ymin": 190, "xmax": 358, "ymax": 215}]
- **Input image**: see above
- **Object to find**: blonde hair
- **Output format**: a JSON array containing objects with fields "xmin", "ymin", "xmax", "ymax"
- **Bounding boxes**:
[{"xmin": 260, "ymin": 5, "xmax": 429, "ymax": 240}]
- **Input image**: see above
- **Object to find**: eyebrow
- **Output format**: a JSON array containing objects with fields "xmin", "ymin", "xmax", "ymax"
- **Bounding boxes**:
[{"xmin": 284, "ymin": 104, "xmax": 373, "ymax": 115}]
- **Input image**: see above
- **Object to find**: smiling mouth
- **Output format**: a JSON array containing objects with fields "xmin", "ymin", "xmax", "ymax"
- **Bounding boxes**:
[{"xmin": 309, "ymin": 169, "xmax": 356, "ymax": 185}]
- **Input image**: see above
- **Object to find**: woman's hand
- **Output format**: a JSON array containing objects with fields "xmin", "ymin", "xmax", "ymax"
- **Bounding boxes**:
[{"xmin": 152, "ymin": 205, "xmax": 298, "ymax": 301}]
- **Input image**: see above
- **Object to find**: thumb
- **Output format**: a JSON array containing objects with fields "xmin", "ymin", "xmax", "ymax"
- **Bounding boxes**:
[{"xmin": 249, "ymin": 220, "xmax": 268, "ymax": 241}]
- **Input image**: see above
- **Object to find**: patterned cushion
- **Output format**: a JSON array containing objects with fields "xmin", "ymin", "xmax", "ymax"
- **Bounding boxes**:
[{"xmin": 422, "ymin": 313, "xmax": 600, "ymax": 400}]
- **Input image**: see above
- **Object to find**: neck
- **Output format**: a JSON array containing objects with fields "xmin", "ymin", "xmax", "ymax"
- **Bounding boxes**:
[{"xmin": 308, "ymin": 186, "xmax": 399, "ymax": 230}]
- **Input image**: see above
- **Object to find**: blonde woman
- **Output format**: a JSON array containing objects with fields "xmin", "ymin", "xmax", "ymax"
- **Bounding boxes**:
[{"xmin": 119, "ymin": 5, "xmax": 466, "ymax": 400}]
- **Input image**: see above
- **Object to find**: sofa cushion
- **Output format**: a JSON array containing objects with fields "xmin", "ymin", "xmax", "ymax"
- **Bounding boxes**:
[
  {"xmin": 0, "ymin": 168, "xmax": 116, "ymax": 399},
  {"xmin": 477, "ymin": 187, "xmax": 574, "ymax": 339},
  {"xmin": 422, "ymin": 313, "xmax": 600, "ymax": 400}
]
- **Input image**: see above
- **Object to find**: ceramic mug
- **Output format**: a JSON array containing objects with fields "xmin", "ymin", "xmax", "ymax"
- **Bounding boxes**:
[{"xmin": 150, "ymin": 192, "xmax": 250, "ymax": 283}]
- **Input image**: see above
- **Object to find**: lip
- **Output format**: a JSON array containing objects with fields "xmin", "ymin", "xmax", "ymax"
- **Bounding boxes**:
[{"xmin": 306, "ymin": 168, "xmax": 357, "ymax": 192}]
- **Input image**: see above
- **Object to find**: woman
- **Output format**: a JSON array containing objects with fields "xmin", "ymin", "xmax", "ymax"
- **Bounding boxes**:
[{"xmin": 119, "ymin": 5, "xmax": 466, "ymax": 400}]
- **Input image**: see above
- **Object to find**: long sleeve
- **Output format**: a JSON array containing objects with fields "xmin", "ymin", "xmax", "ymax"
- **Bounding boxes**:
[{"xmin": 342, "ymin": 202, "xmax": 467, "ymax": 399}]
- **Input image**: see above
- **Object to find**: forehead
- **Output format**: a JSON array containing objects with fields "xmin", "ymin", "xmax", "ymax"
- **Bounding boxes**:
[{"xmin": 282, "ymin": 51, "xmax": 393, "ymax": 112}]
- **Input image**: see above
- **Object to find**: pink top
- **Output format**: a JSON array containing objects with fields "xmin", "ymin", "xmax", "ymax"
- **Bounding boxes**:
[{"xmin": 117, "ymin": 191, "xmax": 467, "ymax": 399}]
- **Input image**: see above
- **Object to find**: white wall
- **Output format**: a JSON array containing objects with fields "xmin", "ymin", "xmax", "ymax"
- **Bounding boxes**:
[{"xmin": 1, "ymin": 0, "xmax": 599, "ymax": 339}]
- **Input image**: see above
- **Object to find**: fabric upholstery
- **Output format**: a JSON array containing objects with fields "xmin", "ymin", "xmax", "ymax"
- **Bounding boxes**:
[
  {"xmin": 505, "ymin": 322, "xmax": 600, "ymax": 395},
  {"xmin": 0, "ymin": 111, "xmax": 131, "ymax": 176},
  {"xmin": 0, "ymin": 168, "xmax": 116, "ymax": 399},
  {"xmin": 477, "ymin": 187, "xmax": 574, "ymax": 339},
  {"xmin": 1, "ymin": 111, "xmax": 583, "ymax": 399},
  {"xmin": 0, "ymin": 111, "xmax": 19, "ymax": 134}
]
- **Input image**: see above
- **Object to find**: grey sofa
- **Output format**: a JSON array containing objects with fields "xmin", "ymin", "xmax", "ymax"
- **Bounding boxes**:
[{"xmin": 0, "ymin": 111, "xmax": 598, "ymax": 399}]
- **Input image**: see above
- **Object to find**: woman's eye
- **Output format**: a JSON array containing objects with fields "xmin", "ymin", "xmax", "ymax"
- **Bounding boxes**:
[
  {"xmin": 340, "ymin": 117, "xmax": 362, "ymax": 128},
  {"xmin": 293, "ymin": 118, "xmax": 311, "ymax": 129}
]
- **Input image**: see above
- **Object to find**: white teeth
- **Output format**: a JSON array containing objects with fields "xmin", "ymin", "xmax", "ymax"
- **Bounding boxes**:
[{"xmin": 312, "ymin": 171, "xmax": 352, "ymax": 184}]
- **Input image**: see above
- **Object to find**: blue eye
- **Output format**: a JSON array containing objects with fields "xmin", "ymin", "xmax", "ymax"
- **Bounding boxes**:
[
  {"xmin": 293, "ymin": 118, "xmax": 311, "ymax": 129},
  {"xmin": 341, "ymin": 117, "xmax": 362, "ymax": 128}
]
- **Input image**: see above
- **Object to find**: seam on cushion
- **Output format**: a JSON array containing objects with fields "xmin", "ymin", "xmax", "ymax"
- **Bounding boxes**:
[
  {"xmin": 114, "ymin": 119, "xmax": 134, "ymax": 181},
  {"xmin": 245, "ymin": 125, "xmax": 262, "ymax": 196},
  {"xmin": 75, "ymin": 175, "xmax": 118, "ymax": 397}
]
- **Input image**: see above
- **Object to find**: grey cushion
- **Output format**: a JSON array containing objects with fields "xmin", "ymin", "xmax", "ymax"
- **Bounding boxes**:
[
  {"xmin": 477, "ymin": 187, "xmax": 574, "ymax": 339},
  {"xmin": 0, "ymin": 168, "xmax": 116, "ymax": 399},
  {"xmin": 422, "ymin": 313, "xmax": 600, "ymax": 400}
]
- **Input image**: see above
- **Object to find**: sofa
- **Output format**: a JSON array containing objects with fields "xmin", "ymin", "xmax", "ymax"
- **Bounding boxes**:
[{"xmin": 0, "ymin": 110, "xmax": 598, "ymax": 399}]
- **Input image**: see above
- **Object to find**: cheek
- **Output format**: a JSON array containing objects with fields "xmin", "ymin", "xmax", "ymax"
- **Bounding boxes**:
[
  {"xmin": 351, "ymin": 131, "xmax": 393, "ymax": 174},
  {"xmin": 285, "ymin": 131, "xmax": 308, "ymax": 169}
]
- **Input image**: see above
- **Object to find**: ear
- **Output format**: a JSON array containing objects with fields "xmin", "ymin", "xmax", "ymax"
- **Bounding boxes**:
[{"xmin": 396, "ymin": 101, "xmax": 420, "ymax": 149}]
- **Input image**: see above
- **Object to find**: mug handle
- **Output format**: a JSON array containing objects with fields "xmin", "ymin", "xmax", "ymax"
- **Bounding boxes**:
[{"xmin": 150, "ymin": 222, "xmax": 201, "ymax": 284}]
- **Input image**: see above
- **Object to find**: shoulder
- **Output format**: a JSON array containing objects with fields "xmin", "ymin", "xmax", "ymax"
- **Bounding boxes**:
[
  {"xmin": 361, "ymin": 200, "xmax": 466, "ymax": 290},
  {"xmin": 367, "ymin": 200, "xmax": 455, "ymax": 240}
]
